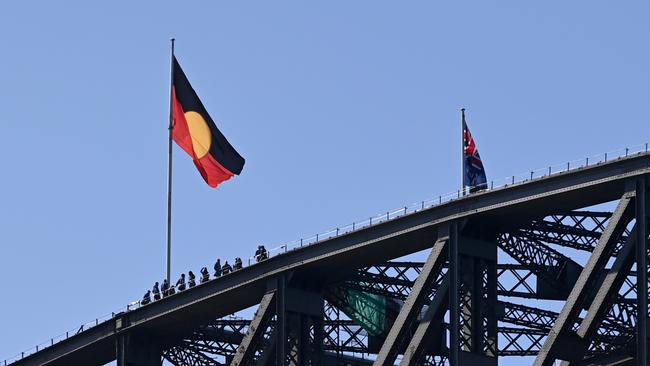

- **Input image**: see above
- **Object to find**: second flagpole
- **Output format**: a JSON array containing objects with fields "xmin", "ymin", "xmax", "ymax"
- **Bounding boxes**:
[
  {"xmin": 461, "ymin": 108, "xmax": 465, "ymax": 196},
  {"xmin": 166, "ymin": 38, "xmax": 175, "ymax": 285}
]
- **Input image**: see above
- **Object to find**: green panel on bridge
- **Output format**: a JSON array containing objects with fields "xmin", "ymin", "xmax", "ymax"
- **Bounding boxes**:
[{"xmin": 339, "ymin": 286, "xmax": 387, "ymax": 337}]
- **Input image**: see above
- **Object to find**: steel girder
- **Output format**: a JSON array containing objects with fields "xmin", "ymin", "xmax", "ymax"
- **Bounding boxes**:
[
  {"xmin": 231, "ymin": 292, "xmax": 276, "ymax": 366},
  {"xmin": 161, "ymin": 302, "xmax": 636, "ymax": 363},
  {"xmin": 161, "ymin": 197, "xmax": 648, "ymax": 366},
  {"xmin": 167, "ymin": 316, "xmax": 581, "ymax": 359},
  {"xmin": 516, "ymin": 211, "xmax": 630, "ymax": 255},
  {"xmin": 351, "ymin": 262, "xmax": 557, "ymax": 300},
  {"xmin": 373, "ymin": 236, "xmax": 449, "ymax": 366},
  {"xmin": 533, "ymin": 188, "xmax": 636, "ymax": 366},
  {"xmin": 496, "ymin": 231, "xmax": 582, "ymax": 299}
]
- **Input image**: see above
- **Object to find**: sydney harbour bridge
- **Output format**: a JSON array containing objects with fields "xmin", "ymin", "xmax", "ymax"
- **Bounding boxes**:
[{"xmin": 5, "ymin": 146, "xmax": 650, "ymax": 366}]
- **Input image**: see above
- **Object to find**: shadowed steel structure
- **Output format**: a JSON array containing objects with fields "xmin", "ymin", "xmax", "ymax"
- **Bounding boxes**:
[{"xmin": 5, "ymin": 151, "xmax": 650, "ymax": 366}]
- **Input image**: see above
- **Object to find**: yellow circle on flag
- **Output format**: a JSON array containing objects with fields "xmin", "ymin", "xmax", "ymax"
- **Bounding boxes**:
[{"xmin": 184, "ymin": 111, "xmax": 212, "ymax": 158}]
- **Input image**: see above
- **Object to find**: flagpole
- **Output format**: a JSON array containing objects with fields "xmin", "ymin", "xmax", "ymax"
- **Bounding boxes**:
[
  {"xmin": 166, "ymin": 38, "xmax": 175, "ymax": 285},
  {"xmin": 461, "ymin": 108, "xmax": 465, "ymax": 196}
]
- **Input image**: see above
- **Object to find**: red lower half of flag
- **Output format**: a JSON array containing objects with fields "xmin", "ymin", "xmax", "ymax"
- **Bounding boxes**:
[{"xmin": 192, "ymin": 149, "xmax": 235, "ymax": 188}]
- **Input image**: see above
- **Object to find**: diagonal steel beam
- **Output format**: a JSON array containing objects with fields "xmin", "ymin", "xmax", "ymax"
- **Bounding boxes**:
[
  {"xmin": 497, "ymin": 231, "xmax": 583, "ymax": 300},
  {"xmin": 399, "ymin": 275, "xmax": 449, "ymax": 366},
  {"xmin": 372, "ymin": 234, "xmax": 449, "ymax": 366},
  {"xmin": 230, "ymin": 292, "xmax": 276, "ymax": 366},
  {"xmin": 164, "ymin": 344, "xmax": 224, "ymax": 366},
  {"xmin": 533, "ymin": 188, "xmax": 635, "ymax": 366},
  {"xmin": 517, "ymin": 211, "xmax": 615, "ymax": 253},
  {"xmin": 560, "ymin": 225, "xmax": 638, "ymax": 366}
]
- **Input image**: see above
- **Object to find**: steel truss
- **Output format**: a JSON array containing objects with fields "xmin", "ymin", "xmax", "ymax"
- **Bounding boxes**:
[{"xmin": 162, "ymin": 191, "xmax": 649, "ymax": 366}]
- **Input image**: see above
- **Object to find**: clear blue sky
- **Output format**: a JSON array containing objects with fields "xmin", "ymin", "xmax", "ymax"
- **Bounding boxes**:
[{"xmin": 1, "ymin": 1, "xmax": 648, "ymax": 364}]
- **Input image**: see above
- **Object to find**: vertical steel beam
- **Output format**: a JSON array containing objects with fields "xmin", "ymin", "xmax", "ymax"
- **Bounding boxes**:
[
  {"xmin": 277, "ymin": 274, "xmax": 287, "ymax": 366},
  {"xmin": 534, "ymin": 188, "xmax": 635, "ymax": 366},
  {"xmin": 450, "ymin": 221, "xmax": 460, "ymax": 366},
  {"xmin": 372, "ymin": 230, "xmax": 449, "ymax": 366},
  {"xmin": 116, "ymin": 334, "xmax": 125, "ymax": 366},
  {"xmin": 230, "ymin": 291, "xmax": 276, "ymax": 366},
  {"xmin": 636, "ymin": 176, "xmax": 647, "ymax": 366},
  {"xmin": 115, "ymin": 333, "xmax": 162, "ymax": 366},
  {"xmin": 486, "ymin": 259, "xmax": 498, "ymax": 357}
]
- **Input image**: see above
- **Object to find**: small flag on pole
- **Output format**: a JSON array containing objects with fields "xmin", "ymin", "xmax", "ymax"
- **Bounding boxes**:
[
  {"xmin": 171, "ymin": 56, "xmax": 245, "ymax": 188},
  {"xmin": 462, "ymin": 109, "xmax": 487, "ymax": 193}
]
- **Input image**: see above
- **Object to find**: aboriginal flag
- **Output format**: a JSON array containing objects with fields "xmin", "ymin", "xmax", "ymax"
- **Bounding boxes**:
[
  {"xmin": 172, "ymin": 56, "xmax": 245, "ymax": 187},
  {"xmin": 462, "ymin": 109, "xmax": 487, "ymax": 193}
]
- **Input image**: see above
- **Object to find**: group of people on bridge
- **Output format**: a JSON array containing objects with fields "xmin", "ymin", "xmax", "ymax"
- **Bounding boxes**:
[{"xmin": 140, "ymin": 246, "xmax": 269, "ymax": 305}]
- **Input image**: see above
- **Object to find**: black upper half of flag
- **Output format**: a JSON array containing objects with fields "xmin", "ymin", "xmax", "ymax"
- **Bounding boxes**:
[{"xmin": 173, "ymin": 56, "xmax": 245, "ymax": 175}]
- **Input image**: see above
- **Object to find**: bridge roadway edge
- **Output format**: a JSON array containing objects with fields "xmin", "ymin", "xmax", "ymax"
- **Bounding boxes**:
[{"xmin": 9, "ymin": 152, "xmax": 650, "ymax": 366}]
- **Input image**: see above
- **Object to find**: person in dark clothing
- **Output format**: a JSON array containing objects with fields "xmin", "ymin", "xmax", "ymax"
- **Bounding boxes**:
[
  {"xmin": 153, "ymin": 282, "xmax": 161, "ymax": 301},
  {"xmin": 234, "ymin": 257, "xmax": 243, "ymax": 270},
  {"xmin": 176, "ymin": 273, "xmax": 186, "ymax": 291},
  {"xmin": 214, "ymin": 259, "xmax": 222, "ymax": 278},
  {"xmin": 221, "ymin": 261, "xmax": 232, "ymax": 275},
  {"xmin": 169, "ymin": 283, "xmax": 176, "ymax": 295},
  {"xmin": 200, "ymin": 267, "xmax": 210, "ymax": 283},
  {"xmin": 256, "ymin": 245, "xmax": 268, "ymax": 262},
  {"xmin": 254, "ymin": 246, "xmax": 261, "ymax": 261},
  {"xmin": 141, "ymin": 290, "xmax": 151, "ymax": 305},
  {"xmin": 188, "ymin": 271, "xmax": 196, "ymax": 288},
  {"xmin": 161, "ymin": 279, "xmax": 170, "ymax": 298}
]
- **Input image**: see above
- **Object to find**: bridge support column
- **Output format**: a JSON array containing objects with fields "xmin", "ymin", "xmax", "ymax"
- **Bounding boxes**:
[
  {"xmin": 635, "ymin": 176, "xmax": 648, "ymax": 366},
  {"xmin": 449, "ymin": 225, "xmax": 498, "ymax": 366},
  {"xmin": 116, "ymin": 333, "xmax": 162, "ymax": 366},
  {"xmin": 276, "ymin": 277, "xmax": 324, "ymax": 366}
]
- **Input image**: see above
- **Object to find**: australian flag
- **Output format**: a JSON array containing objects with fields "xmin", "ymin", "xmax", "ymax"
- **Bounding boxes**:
[{"xmin": 462, "ymin": 110, "xmax": 488, "ymax": 193}]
